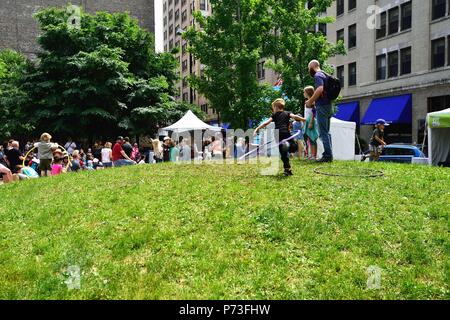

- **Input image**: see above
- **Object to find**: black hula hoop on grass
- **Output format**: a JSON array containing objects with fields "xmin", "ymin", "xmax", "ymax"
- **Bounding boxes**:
[{"xmin": 314, "ymin": 166, "xmax": 384, "ymax": 178}]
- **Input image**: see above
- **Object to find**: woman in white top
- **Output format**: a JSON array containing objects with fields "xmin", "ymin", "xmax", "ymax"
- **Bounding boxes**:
[{"xmin": 101, "ymin": 142, "xmax": 113, "ymax": 168}]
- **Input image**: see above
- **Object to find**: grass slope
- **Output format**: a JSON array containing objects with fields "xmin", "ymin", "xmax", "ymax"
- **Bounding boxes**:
[{"xmin": 0, "ymin": 161, "xmax": 449, "ymax": 299}]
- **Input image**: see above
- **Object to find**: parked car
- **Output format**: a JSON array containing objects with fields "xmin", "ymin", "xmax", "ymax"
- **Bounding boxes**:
[{"xmin": 379, "ymin": 144, "xmax": 426, "ymax": 163}]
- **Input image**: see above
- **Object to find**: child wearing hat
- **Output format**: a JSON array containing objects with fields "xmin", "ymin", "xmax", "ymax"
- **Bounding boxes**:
[{"xmin": 369, "ymin": 119, "xmax": 388, "ymax": 162}]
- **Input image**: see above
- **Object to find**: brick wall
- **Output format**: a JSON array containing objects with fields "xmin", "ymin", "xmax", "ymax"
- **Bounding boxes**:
[{"xmin": 0, "ymin": 0, "xmax": 155, "ymax": 57}]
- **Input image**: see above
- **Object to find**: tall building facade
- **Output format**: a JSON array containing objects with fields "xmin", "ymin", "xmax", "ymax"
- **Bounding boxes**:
[
  {"xmin": 326, "ymin": 0, "xmax": 450, "ymax": 144},
  {"xmin": 0, "ymin": 0, "xmax": 155, "ymax": 58}
]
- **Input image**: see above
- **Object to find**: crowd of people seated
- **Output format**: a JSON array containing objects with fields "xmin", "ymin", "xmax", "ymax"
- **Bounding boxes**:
[{"xmin": 0, "ymin": 132, "xmax": 251, "ymax": 184}]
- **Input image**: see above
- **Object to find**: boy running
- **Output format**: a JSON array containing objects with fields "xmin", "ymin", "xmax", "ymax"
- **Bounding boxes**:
[{"xmin": 254, "ymin": 99, "xmax": 306, "ymax": 176}]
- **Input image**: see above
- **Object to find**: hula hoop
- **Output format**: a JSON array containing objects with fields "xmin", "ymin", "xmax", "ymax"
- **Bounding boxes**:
[
  {"xmin": 314, "ymin": 167, "xmax": 384, "ymax": 178},
  {"xmin": 22, "ymin": 144, "xmax": 72, "ymax": 167},
  {"xmin": 239, "ymin": 131, "xmax": 302, "ymax": 160}
]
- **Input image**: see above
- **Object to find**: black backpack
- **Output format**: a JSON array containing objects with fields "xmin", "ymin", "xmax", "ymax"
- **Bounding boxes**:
[{"xmin": 324, "ymin": 72, "xmax": 341, "ymax": 101}]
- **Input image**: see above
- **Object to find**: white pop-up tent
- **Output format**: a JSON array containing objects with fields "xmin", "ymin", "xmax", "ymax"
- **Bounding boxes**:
[
  {"xmin": 317, "ymin": 117, "xmax": 356, "ymax": 161},
  {"xmin": 162, "ymin": 110, "xmax": 222, "ymax": 132},
  {"xmin": 427, "ymin": 108, "xmax": 450, "ymax": 166}
]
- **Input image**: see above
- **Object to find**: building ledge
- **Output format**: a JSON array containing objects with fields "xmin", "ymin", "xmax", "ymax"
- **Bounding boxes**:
[
  {"xmin": 341, "ymin": 78, "xmax": 450, "ymax": 101},
  {"xmin": 430, "ymin": 15, "xmax": 450, "ymax": 25},
  {"xmin": 375, "ymin": 28, "xmax": 412, "ymax": 43},
  {"xmin": 359, "ymin": 66, "xmax": 450, "ymax": 87}
]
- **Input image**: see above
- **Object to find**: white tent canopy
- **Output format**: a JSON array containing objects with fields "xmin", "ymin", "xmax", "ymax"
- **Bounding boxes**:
[
  {"xmin": 427, "ymin": 108, "xmax": 450, "ymax": 166},
  {"xmin": 317, "ymin": 117, "xmax": 356, "ymax": 161},
  {"xmin": 162, "ymin": 110, "xmax": 222, "ymax": 132}
]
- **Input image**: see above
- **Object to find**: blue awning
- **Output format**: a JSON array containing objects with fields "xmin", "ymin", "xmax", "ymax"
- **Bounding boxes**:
[
  {"xmin": 335, "ymin": 101, "xmax": 360, "ymax": 124},
  {"xmin": 361, "ymin": 94, "xmax": 412, "ymax": 125}
]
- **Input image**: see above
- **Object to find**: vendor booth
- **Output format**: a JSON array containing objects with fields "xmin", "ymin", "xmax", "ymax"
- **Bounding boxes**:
[
  {"xmin": 162, "ymin": 110, "xmax": 222, "ymax": 132},
  {"xmin": 317, "ymin": 117, "xmax": 357, "ymax": 161},
  {"xmin": 427, "ymin": 108, "xmax": 450, "ymax": 166}
]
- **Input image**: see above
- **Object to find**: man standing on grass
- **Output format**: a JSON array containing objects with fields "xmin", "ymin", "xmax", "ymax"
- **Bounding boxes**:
[
  {"xmin": 112, "ymin": 136, "xmax": 135, "ymax": 167},
  {"xmin": 306, "ymin": 60, "xmax": 333, "ymax": 163}
]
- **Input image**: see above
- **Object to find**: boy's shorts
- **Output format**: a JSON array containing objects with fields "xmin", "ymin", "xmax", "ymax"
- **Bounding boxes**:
[
  {"xmin": 39, "ymin": 159, "xmax": 52, "ymax": 171},
  {"xmin": 369, "ymin": 145, "xmax": 383, "ymax": 155}
]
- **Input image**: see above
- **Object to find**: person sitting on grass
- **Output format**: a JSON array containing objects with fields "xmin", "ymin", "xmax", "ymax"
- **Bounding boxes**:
[
  {"xmin": 15, "ymin": 165, "xmax": 39, "ymax": 180},
  {"xmin": 112, "ymin": 136, "xmax": 135, "ymax": 167},
  {"xmin": 62, "ymin": 152, "xmax": 71, "ymax": 173},
  {"xmin": 101, "ymin": 142, "xmax": 113, "ymax": 168},
  {"xmin": 71, "ymin": 150, "xmax": 83, "ymax": 172},
  {"xmin": 51, "ymin": 154, "xmax": 64, "ymax": 176},
  {"xmin": 369, "ymin": 119, "xmax": 388, "ymax": 162},
  {"xmin": 4, "ymin": 141, "xmax": 24, "ymax": 174},
  {"xmin": 34, "ymin": 133, "xmax": 58, "ymax": 177},
  {"xmin": 0, "ymin": 163, "xmax": 14, "ymax": 183},
  {"xmin": 254, "ymin": 98, "xmax": 306, "ymax": 176}
]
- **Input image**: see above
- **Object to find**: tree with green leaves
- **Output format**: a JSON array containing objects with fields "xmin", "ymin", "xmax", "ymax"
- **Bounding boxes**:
[
  {"xmin": 185, "ymin": 0, "xmax": 345, "ymax": 126},
  {"xmin": 6, "ymin": 6, "xmax": 200, "ymax": 142},
  {"xmin": 264, "ymin": 0, "xmax": 345, "ymax": 112},
  {"xmin": 0, "ymin": 49, "xmax": 31, "ymax": 141},
  {"xmin": 184, "ymin": 0, "xmax": 278, "ymax": 129}
]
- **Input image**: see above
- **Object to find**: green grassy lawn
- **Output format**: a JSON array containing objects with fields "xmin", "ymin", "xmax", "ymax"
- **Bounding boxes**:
[{"xmin": 0, "ymin": 161, "xmax": 449, "ymax": 299}]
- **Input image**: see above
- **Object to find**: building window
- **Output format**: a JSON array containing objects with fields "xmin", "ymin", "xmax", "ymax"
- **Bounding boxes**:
[
  {"xmin": 432, "ymin": 0, "xmax": 447, "ymax": 20},
  {"xmin": 182, "ymin": 59, "xmax": 188, "ymax": 71},
  {"xmin": 182, "ymin": 10, "xmax": 188, "ymax": 23},
  {"xmin": 183, "ymin": 92, "xmax": 189, "ymax": 102},
  {"xmin": 388, "ymin": 7, "xmax": 399, "ymax": 35},
  {"xmin": 431, "ymin": 37, "xmax": 446, "ymax": 69},
  {"xmin": 348, "ymin": 0, "xmax": 356, "ymax": 11},
  {"xmin": 448, "ymin": 36, "xmax": 450, "ymax": 66},
  {"xmin": 428, "ymin": 95, "xmax": 450, "ymax": 113},
  {"xmin": 376, "ymin": 12, "xmax": 387, "ymax": 39},
  {"xmin": 169, "ymin": 9, "xmax": 173, "ymax": 21},
  {"xmin": 337, "ymin": 28, "xmax": 345, "ymax": 44},
  {"xmin": 169, "ymin": 40, "xmax": 174, "ymax": 50},
  {"xmin": 182, "ymin": 77, "xmax": 188, "ymax": 88},
  {"xmin": 400, "ymin": 47, "xmax": 412, "ymax": 75},
  {"xmin": 318, "ymin": 23, "xmax": 327, "ymax": 36},
  {"xmin": 200, "ymin": 0, "xmax": 207, "ymax": 11},
  {"xmin": 401, "ymin": 1, "xmax": 412, "ymax": 31},
  {"xmin": 182, "ymin": 43, "xmax": 187, "ymax": 55},
  {"xmin": 201, "ymin": 104, "xmax": 209, "ymax": 113},
  {"xmin": 348, "ymin": 24, "xmax": 357, "ymax": 48},
  {"xmin": 388, "ymin": 51, "xmax": 399, "ymax": 78},
  {"xmin": 257, "ymin": 61, "xmax": 265, "ymax": 79},
  {"xmin": 337, "ymin": 0, "xmax": 344, "ymax": 16},
  {"xmin": 348, "ymin": 62, "xmax": 357, "ymax": 86},
  {"xmin": 337, "ymin": 65, "xmax": 345, "ymax": 87},
  {"xmin": 376, "ymin": 54, "xmax": 387, "ymax": 80}
]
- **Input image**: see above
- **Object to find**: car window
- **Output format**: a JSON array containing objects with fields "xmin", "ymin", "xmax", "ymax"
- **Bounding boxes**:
[{"xmin": 382, "ymin": 148, "xmax": 415, "ymax": 156}]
